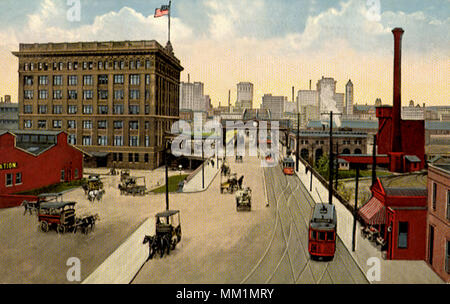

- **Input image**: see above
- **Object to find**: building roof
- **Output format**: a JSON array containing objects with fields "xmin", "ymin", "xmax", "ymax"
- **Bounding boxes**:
[
  {"xmin": 429, "ymin": 163, "xmax": 450, "ymax": 175},
  {"xmin": 0, "ymin": 130, "xmax": 62, "ymax": 156},
  {"xmin": 384, "ymin": 187, "xmax": 427, "ymax": 197},
  {"xmin": 425, "ymin": 121, "xmax": 450, "ymax": 131},
  {"xmin": 307, "ymin": 120, "xmax": 379, "ymax": 130},
  {"xmin": 294, "ymin": 130, "xmax": 367, "ymax": 138},
  {"xmin": 405, "ymin": 155, "xmax": 421, "ymax": 163}
]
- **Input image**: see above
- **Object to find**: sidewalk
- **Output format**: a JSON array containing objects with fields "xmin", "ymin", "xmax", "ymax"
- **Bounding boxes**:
[
  {"xmin": 291, "ymin": 154, "xmax": 444, "ymax": 284},
  {"xmin": 182, "ymin": 160, "xmax": 219, "ymax": 192}
]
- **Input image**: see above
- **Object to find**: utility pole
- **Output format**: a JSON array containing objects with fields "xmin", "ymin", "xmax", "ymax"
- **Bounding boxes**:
[
  {"xmin": 328, "ymin": 111, "xmax": 333, "ymax": 205},
  {"xmin": 164, "ymin": 138, "xmax": 169, "ymax": 210},
  {"xmin": 371, "ymin": 134, "xmax": 377, "ymax": 187},
  {"xmin": 296, "ymin": 112, "xmax": 300, "ymax": 171},
  {"xmin": 202, "ymin": 138, "xmax": 205, "ymax": 189},
  {"xmin": 335, "ymin": 141, "xmax": 339, "ymax": 189},
  {"xmin": 352, "ymin": 165, "xmax": 360, "ymax": 251}
]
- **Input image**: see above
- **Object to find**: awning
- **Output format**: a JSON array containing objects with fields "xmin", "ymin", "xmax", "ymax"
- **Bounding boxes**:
[
  {"xmin": 91, "ymin": 152, "xmax": 110, "ymax": 157},
  {"xmin": 358, "ymin": 196, "xmax": 386, "ymax": 225}
]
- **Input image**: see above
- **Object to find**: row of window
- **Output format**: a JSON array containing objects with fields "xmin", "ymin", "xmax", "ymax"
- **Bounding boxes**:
[
  {"xmin": 24, "ymin": 119, "xmax": 151, "ymax": 131},
  {"xmin": 112, "ymin": 152, "xmax": 150, "ymax": 163},
  {"xmin": 70, "ymin": 135, "xmax": 150, "ymax": 147},
  {"xmin": 25, "ymin": 103, "xmax": 150, "ymax": 115},
  {"xmin": 23, "ymin": 60, "xmax": 154, "ymax": 72},
  {"xmin": 24, "ymin": 74, "xmax": 150, "ymax": 86},
  {"xmin": 5, "ymin": 172, "xmax": 22, "ymax": 187},
  {"xmin": 24, "ymin": 89, "xmax": 149, "ymax": 101}
]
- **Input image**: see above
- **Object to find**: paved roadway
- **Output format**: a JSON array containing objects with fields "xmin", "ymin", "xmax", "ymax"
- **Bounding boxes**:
[
  {"xmin": 132, "ymin": 154, "xmax": 368, "ymax": 284},
  {"xmin": 243, "ymin": 165, "xmax": 368, "ymax": 284}
]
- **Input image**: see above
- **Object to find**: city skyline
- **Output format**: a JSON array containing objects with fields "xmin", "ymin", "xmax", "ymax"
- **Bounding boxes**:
[{"xmin": 0, "ymin": 0, "xmax": 448, "ymax": 108}]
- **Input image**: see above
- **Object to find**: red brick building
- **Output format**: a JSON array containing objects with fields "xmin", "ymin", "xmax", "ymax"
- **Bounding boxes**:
[
  {"xmin": 359, "ymin": 178, "xmax": 427, "ymax": 260},
  {"xmin": 426, "ymin": 163, "xmax": 450, "ymax": 283},
  {"xmin": 0, "ymin": 130, "xmax": 83, "ymax": 199}
]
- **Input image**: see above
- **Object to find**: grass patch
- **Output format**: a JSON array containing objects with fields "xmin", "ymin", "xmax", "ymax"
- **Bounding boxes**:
[
  {"xmin": 17, "ymin": 179, "xmax": 87, "ymax": 196},
  {"xmin": 337, "ymin": 170, "xmax": 393, "ymax": 179},
  {"xmin": 151, "ymin": 174, "xmax": 189, "ymax": 193}
]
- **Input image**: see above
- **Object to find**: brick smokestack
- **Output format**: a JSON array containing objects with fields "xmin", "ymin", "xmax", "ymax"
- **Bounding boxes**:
[{"xmin": 391, "ymin": 27, "xmax": 404, "ymax": 152}]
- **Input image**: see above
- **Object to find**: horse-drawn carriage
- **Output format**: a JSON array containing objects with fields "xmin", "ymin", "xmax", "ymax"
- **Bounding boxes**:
[
  {"xmin": 143, "ymin": 210, "xmax": 182, "ymax": 259},
  {"xmin": 81, "ymin": 174, "xmax": 105, "ymax": 201},
  {"xmin": 37, "ymin": 201, "xmax": 99, "ymax": 234},
  {"xmin": 120, "ymin": 169, "xmax": 130, "ymax": 182},
  {"xmin": 22, "ymin": 192, "xmax": 63, "ymax": 215},
  {"xmin": 235, "ymin": 155, "xmax": 243, "ymax": 163},
  {"xmin": 236, "ymin": 187, "xmax": 252, "ymax": 211},
  {"xmin": 118, "ymin": 176, "xmax": 147, "ymax": 196},
  {"xmin": 220, "ymin": 174, "xmax": 244, "ymax": 194}
]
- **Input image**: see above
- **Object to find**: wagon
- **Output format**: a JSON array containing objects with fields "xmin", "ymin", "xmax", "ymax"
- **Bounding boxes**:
[
  {"xmin": 119, "ymin": 176, "xmax": 146, "ymax": 196},
  {"xmin": 143, "ymin": 210, "xmax": 182, "ymax": 259},
  {"xmin": 236, "ymin": 187, "xmax": 252, "ymax": 211},
  {"xmin": 82, "ymin": 174, "xmax": 104, "ymax": 195},
  {"xmin": 220, "ymin": 173, "xmax": 239, "ymax": 194},
  {"xmin": 38, "ymin": 201, "xmax": 77, "ymax": 233},
  {"xmin": 22, "ymin": 192, "xmax": 63, "ymax": 215}
]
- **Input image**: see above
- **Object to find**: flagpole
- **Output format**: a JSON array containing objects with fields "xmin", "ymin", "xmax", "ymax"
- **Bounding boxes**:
[{"xmin": 168, "ymin": 0, "xmax": 171, "ymax": 43}]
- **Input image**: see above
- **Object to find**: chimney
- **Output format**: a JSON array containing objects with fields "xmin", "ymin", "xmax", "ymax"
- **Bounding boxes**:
[
  {"xmin": 228, "ymin": 90, "xmax": 231, "ymax": 112},
  {"xmin": 292, "ymin": 86, "xmax": 295, "ymax": 103},
  {"xmin": 188, "ymin": 74, "xmax": 190, "ymax": 83},
  {"xmin": 391, "ymin": 27, "xmax": 404, "ymax": 152},
  {"xmin": 309, "ymin": 80, "xmax": 311, "ymax": 90}
]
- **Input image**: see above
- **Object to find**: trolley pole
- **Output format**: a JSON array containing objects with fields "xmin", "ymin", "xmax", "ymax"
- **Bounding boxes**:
[{"xmin": 352, "ymin": 165, "xmax": 360, "ymax": 252}]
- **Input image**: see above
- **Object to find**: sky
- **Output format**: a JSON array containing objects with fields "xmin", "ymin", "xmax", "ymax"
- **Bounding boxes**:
[{"xmin": 0, "ymin": 0, "xmax": 448, "ymax": 108}]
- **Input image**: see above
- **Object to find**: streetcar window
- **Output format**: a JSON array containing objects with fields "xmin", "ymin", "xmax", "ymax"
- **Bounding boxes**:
[
  {"xmin": 327, "ymin": 232, "xmax": 334, "ymax": 241},
  {"xmin": 310, "ymin": 231, "xmax": 316, "ymax": 240},
  {"xmin": 318, "ymin": 232, "xmax": 326, "ymax": 241}
]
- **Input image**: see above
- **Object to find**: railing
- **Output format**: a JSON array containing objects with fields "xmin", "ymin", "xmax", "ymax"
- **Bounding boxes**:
[{"xmin": 297, "ymin": 156, "xmax": 364, "ymax": 221}]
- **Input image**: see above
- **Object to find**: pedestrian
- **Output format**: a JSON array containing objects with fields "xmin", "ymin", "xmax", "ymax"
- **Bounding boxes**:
[{"xmin": 211, "ymin": 159, "xmax": 215, "ymax": 167}]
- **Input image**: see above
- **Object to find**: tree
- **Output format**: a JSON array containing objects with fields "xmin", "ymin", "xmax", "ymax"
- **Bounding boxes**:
[{"xmin": 315, "ymin": 153, "xmax": 329, "ymax": 178}]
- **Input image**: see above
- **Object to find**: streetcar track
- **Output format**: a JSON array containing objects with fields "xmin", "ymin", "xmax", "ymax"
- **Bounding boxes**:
[{"xmin": 240, "ymin": 166, "xmax": 291, "ymax": 283}]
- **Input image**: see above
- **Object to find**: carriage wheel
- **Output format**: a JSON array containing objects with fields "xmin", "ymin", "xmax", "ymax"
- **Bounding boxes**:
[
  {"xmin": 57, "ymin": 224, "xmax": 65, "ymax": 234},
  {"xmin": 159, "ymin": 241, "xmax": 165, "ymax": 258},
  {"xmin": 40, "ymin": 221, "xmax": 49, "ymax": 232}
]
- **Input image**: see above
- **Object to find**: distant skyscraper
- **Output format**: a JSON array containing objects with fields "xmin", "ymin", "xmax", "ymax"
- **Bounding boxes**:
[
  {"xmin": 335, "ymin": 93, "xmax": 344, "ymax": 114},
  {"xmin": 180, "ymin": 81, "xmax": 208, "ymax": 111},
  {"xmin": 261, "ymin": 94, "xmax": 287, "ymax": 120},
  {"xmin": 317, "ymin": 76, "xmax": 337, "ymax": 113},
  {"xmin": 345, "ymin": 80, "xmax": 353, "ymax": 115},
  {"xmin": 236, "ymin": 82, "xmax": 253, "ymax": 110},
  {"xmin": 297, "ymin": 90, "xmax": 318, "ymax": 108}
]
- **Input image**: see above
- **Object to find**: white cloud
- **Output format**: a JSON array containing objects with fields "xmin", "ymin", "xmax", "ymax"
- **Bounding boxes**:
[{"xmin": 12, "ymin": 0, "xmax": 193, "ymax": 44}]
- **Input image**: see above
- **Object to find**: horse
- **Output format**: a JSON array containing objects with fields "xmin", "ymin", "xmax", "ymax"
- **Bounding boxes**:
[
  {"xmin": 74, "ymin": 214, "xmax": 100, "ymax": 234},
  {"xmin": 21, "ymin": 200, "xmax": 38, "ymax": 215},
  {"xmin": 143, "ymin": 235, "xmax": 159, "ymax": 260}
]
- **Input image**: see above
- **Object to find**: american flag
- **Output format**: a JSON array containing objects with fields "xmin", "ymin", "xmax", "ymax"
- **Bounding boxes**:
[{"xmin": 154, "ymin": 5, "xmax": 169, "ymax": 18}]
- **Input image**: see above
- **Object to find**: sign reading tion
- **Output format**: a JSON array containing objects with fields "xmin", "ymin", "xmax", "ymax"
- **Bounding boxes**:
[{"xmin": 0, "ymin": 162, "xmax": 17, "ymax": 170}]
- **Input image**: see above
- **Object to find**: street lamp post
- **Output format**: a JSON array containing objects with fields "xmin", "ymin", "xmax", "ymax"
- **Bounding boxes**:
[
  {"xmin": 328, "ymin": 111, "xmax": 334, "ymax": 205},
  {"xmin": 352, "ymin": 164, "xmax": 360, "ymax": 252},
  {"xmin": 202, "ymin": 138, "xmax": 205, "ymax": 189},
  {"xmin": 164, "ymin": 138, "xmax": 170, "ymax": 211},
  {"xmin": 296, "ymin": 112, "xmax": 300, "ymax": 171}
]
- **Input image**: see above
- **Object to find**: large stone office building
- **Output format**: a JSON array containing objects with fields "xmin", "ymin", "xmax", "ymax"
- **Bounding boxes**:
[{"xmin": 13, "ymin": 40, "xmax": 183, "ymax": 169}]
